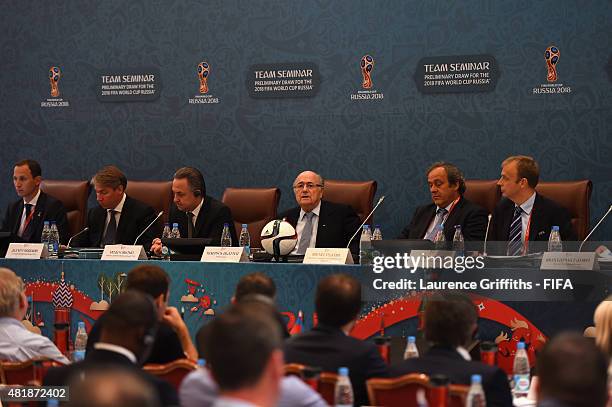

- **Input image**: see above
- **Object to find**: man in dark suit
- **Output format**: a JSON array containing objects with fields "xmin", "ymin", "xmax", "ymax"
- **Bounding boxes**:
[
  {"xmin": 399, "ymin": 162, "xmax": 488, "ymax": 242},
  {"xmin": 43, "ymin": 291, "xmax": 179, "ymax": 407},
  {"xmin": 150, "ymin": 167, "xmax": 236, "ymax": 254},
  {"xmin": 279, "ymin": 170, "xmax": 361, "ymax": 256},
  {"xmin": 1, "ymin": 159, "xmax": 69, "ymax": 244},
  {"xmin": 490, "ymin": 155, "xmax": 575, "ymax": 255},
  {"xmin": 389, "ymin": 291, "xmax": 512, "ymax": 407},
  {"xmin": 72, "ymin": 165, "xmax": 159, "ymax": 248},
  {"xmin": 284, "ymin": 274, "xmax": 388, "ymax": 406}
]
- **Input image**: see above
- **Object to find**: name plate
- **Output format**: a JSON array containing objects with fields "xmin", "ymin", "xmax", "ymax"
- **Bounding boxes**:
[
  {"xmin": 6, "ymin": 243, "xmax": 48, "ymax": 259},
  {"xmin": 201, "ymin": 247, "xmax": 249, "ymax": 263},
  {"xmin": 101, "ymin": 245, "xmax": 147, "ymax": 261},
  {"xmin": 303, "ymin": 248, "xmax": 354, "ymax": 265},
  {"xmin": 540, "ymin": 252, "xmax": 599, "ymax": 270}
]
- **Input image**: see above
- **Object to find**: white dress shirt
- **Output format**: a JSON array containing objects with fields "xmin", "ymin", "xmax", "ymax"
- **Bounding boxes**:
[
  {"xmin": 93, "ymin": 342, "xmax": 137, "ymax": 364},
  {"xmin": 18, "ymin": 189, "xmax": 41, "ymax": 236},
  {"xmin": 424, "ymin": 199, "xmax": 455, "ymax": 238},
  {"xmin": 0, "ymin": 317, "xmax": 69, "ymax": 364},
  {"xmin": 102, "ymin": 193, "xmax": 127, "ymax": 237},
  {"xmin": 291, "ymin": 201, "xmax": 321, "ymax": 254},
  {"xmin": 517, "ymin": 192, "xmax": 536, "ymax": 243}
]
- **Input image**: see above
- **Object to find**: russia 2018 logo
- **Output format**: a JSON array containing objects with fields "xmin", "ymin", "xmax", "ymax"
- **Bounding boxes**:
[
  {"xmin": 532, "ymin": 45, "xmax": 571, "ymax": 95},
  {"xmin": 197, "ymin": 61, "xmax": 210, "ymax": 94},
  {"xmin": 544, "ymin": 46, "xmax": 560, "ymax": 83},
  {"xmin": 49, "ymin": 66, "xmax": 61, "ymax": 98},
  {"xmin": 189, "ymin": 60, "xmax": 219, "ymax": 104},
  {"xmin": 350, "ymin": 54, "xmax": 383, "ymax": 101},
  {"xmin": 361, "ymin": 55, "xmax": 374, "ymax": 89}
]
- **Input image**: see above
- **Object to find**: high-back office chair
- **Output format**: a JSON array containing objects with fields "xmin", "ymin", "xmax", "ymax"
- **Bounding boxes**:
[
  {"xmin": 536, "ymin": 180, "xmax": 592, "ymax": 240},
  {"xmin": 463, "ymin": 180, "xmax": 501, "ymax": 215},
  {"xmin": 323, "ymin": 179, "xmax": 378, "ymax": 224},
  {"xmin": 41, "ymin": 180, "xmax": 90, "ymax": 237},
  {"xmin": 125, "ymin": 181, "xmax": 173, "ymax": 224}
]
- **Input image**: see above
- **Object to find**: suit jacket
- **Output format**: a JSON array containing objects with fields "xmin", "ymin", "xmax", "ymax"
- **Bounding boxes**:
[
  {"xmin": 72, "ymin": 195, "xmax": 159, "ymax": 249},
  {"xmin": 389, "ymin": 346, "xmax": 513, "ymax": 407},
  {"xmin": 43, "ymin": 348, "xmax": 178, "ymax": 406},
  {"xmin": 167, "ymin": 196, "xmax": 237, "ymax": 246},
  {"xmin": 279, "ymin": 200, "xmax": 362, "ymax": 256},
  {"xmin": 284, "ymin": 324, "xmax": 389, "ymax": 407},
  {"xmin": 0, "ymin": 191, "xmax": 69, "ymax": 244},
  {"xmin": 398, "ymin": 197, "xmax": 488, "ymax": 242},
  {"xmin": 490, "ymin": 193, "xmax": 576, "ymax": 245}
]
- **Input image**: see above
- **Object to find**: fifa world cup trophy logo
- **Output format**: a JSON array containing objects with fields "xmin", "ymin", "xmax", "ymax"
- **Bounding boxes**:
[
  {"xmin": 544, "ymin": 46, "xmax": 560, "ymax": 83},
  {"xmin": 360, "ymin": 55, "xmax": 374, "ymax": 89},
  {"xmin": 197, "ymin": 61, "xmax": 210, "ymax": 94},
  {"xmin": 49, "ymin": 66, "xmax": 61, "ymax": 98}
]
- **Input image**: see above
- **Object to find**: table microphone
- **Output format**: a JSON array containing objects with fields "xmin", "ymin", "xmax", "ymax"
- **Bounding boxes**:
[
  {"xmin": 134, "ymin": 211, "xmax": 164, "ymax": 245},
  {"xmin": 483, "ymin": 214, "xmax": 492, "ymax": 256},
  {"xmin": 346, "ymin": 196, "xmax": 386, "ymax": 249},
  {"xmin": 579, "ymin": 204, "xmax": 612, "ymax": 252},
  {"xmin": 67, "ymin": 227, "xmax": 89, "ymax": 248}
]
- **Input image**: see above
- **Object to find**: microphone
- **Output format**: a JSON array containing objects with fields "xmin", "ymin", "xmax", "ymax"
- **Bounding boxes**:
[
  {"xmin": 346, "ymin": 196, "xmax": 386, "ymax": 249},
  {"xmin": 579, "ymin": 204, "xmax": 612, "ymax": 252},
  {"xmin": 67, "ymin": 227, "xmax": 89, "ymax": 248},
  {"xmin": 134, "ymin": 211, "xmax": 164, "ymax": 245},
  {"xmin": 483, "ymin": 214, "xmax": 492, "ymax": 256}
]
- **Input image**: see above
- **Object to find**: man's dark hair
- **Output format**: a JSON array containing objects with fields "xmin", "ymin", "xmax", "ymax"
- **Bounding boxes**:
[
  {"xmin": 102, "ymin": 291, "xmax": 158, "ymax": 341},
  {"xmin": 234, "ymin": 272, "xmax": 276, "ymax": 301},
  {"xmin": 15, "ymin": 159, "xmax": 42, "ymax": 178},
  {"xmin": 199, "ymin": 304, "xmax": 282, "ymax": 391},
  {"xmin": 126, "ymin": 265, "xmax": 170, "ymax": 300},
  {"xmin": 424, "ymin": 291, "xmax": 477, "ymax": 347},
  {"xmin": 173, "ymin": 167, "xmax": 206, "ymax": 197},
  {"xmin": 426, "ymin": 162, "xmax": 466, "ymax": 195},
  {"xmin": 536, "ymin": 332, "xmax": 608, "ymax": 407},
  {"xmin": 315, "ymin": 274, "xmax": 361, "ymax": 327}
]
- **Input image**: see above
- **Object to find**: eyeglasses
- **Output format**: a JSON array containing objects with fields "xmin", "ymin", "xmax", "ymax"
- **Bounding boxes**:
[{"xmin": 293, "ymin": 182, "xmax": 323, "ymax": 191}]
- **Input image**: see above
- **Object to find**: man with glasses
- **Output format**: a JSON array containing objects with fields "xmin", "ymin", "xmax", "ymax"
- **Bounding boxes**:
[{"xmin": 279, "ymin": 171, "xmax": 361, "ymax": 256}]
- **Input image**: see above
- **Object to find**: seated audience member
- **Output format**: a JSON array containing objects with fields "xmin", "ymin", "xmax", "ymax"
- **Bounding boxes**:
[
  {"xmin": 0, "ymin": 268, "xmax": 69, "ymax": 364},
  {"xmin": 490, "ymin": 155, "xmax": 575, "ymax": 255},
  {"xmin": 279, "ymin": 170, "xmax": 361, "ymax": 256},
  {"xmin": 151, "ymin": 167, "xmax": 236, "ymax": 254},
  {"xmin": 399, "ymin": 162, "xmax": 488, "ymax": 242},
  {"xmin": 594, "ymin": 296, "xmax": 612, "ymax": 358},
  {"xmin": 389, "ymin": 291, "xmax": 512, "ymax": 407},
  {"xmin": 535, "ymin": 332, "xmax": 608, "ymax": 407},
  {"xmin": 43, "ymin": 291, "xmax": 178, "ymax": 407},
  {"xmin": 284, "ymin": 273, "xmax": 388, "ymax": 406},
  {"xmin": 86, "ymin": 264, "xmax": 197, "ymax": 363},
  {"xmin": 1, "ymin": 159, "xmax": 69, "ymax": 244},
  {"xmin": 72, "ymin": 165, "xmax": 159, "ymax": 248}
]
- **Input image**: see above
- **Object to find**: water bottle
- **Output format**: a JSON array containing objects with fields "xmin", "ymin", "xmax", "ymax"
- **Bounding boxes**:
[
  {"xmin": 221, "ymin": 223, "xmax": 232, "ymax": 247},
  {"xmin": 433, "ymin": 224, "xmax": 446, "ymax": 249},
  {"xmin": 49, "ymin": 221, "xmax": 59, "ymax": 258},
  {"xmin": 73, "ymin": 321, "xmax": 88, "ymax": 362},
  {"xmin": 359, "ymin": 225, "xmax": 373, "ymax": 265},
  {"xmin": 416, "ymin": 388, "xmax": 429, "ymax": 407},
  {"xmin": 547, "ymin": 225, "xmax": 563, "ymax": 252},
  {"xmin": 334, "ymin": 367, "xmax": 354, "ymax": 407},
  {"xmin": 403, "ymin": 335, "xmax": 419, "ymax": 359},
  {"xmin": 197, "ymin": 358, "xmax": 206, "ymax": 368},
  {"xmin": 452, "ymin": 225, "xmax": 465, "ymax": 256},
  {"xmin": 161, "ymin": 223, "xmax": 172, "ymax": 260},
  {"xmin": 239, "ymin": 224, "xmax": 251, "ymax": 255},
  {"xmin": 41, "ymin": 221, "xmax": 50, "ymax": 252},
  {"xmin": 372, "ymin": 225, "xmax": 383, "ymax": 240},
  {"xmin": 513, "ymin": 341, "xmax": 530, "ymax": 397},
  {"xmin": 466, "ymin": 374, "xmax": 486, "ymax": 407},
  {"xmin": 171, "ymin": 222, "xmax": 181, "ymax": 238}
]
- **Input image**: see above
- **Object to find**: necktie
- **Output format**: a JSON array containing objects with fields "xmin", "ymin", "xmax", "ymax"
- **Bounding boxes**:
[
  {"xmin": 102, "ymin": 209, "xmax": 117, "ymax": 247},
  {"xmin": 507, "ymin": 206, "xmax": 524, "ymax": 256},
  {"xmin": 424, "ymin": 208, "xmax": 448, "ymax": 241},
  {"xmin": 19, "ymin": 204, "xmax": 34, "ymax": 237},
  {"xmin": 297, "ymin": 212, "xmax": 315, "ymax": 255},
  {"xmin": 187, "ymin": 212, "xmax": 195, "ymax": 238}
]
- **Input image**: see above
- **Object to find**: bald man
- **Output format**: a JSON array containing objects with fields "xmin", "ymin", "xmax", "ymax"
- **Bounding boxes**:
[{"xmin": 279, "ymin": 171, "xmax": 361, "ymax": 256}]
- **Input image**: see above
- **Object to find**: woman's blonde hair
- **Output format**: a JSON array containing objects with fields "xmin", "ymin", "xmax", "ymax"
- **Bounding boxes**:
[
  {"xmin": 594, "ymin": 296, "xmax": 612, "ymax": 357},
  {"xmin": 0, "ymin": 268, "xmax": 24, "ymax": 317}
]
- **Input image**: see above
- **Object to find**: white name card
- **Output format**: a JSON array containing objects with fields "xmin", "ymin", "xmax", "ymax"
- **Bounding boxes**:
[
  {"xmin": 6, "ymin": 243, "xmax": 48, "ymax": 259},
  {"xmin": 201, "ymin": 247, "xmax": 249, "ymax": 263},
  {"xmin": 101, "ymin": 245, "xmax": 147, "ymax": 261},
  {"xmin": 303, "ymin": 248, "xmax": 354, "ymax": 265},
  {"xmin": 540, "ymin": 252, "xmax": 599, "ymax": 271}
]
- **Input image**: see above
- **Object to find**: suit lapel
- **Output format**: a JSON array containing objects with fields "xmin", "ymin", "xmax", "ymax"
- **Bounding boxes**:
[
  {"xmin": 315, "ymin": 201, "xmax": 330, "ymax": 246},
  {"xmin": 115, "ymin": 196, "xmax": 131, "ymax": 242},
  {"xmin": 194, "ymin": 197, "xmax": 209, "ymax": 237},
  {"xmin": 11, "ymin": 200, "xmax": 25, "ymax": 235},
  {"xmin": 416, "ymin": 205, "xmax": 436, "ymax": 239},
  {"xmin": 528, "ymin": 193, "xmax": 544, "ymax": 241},
  {"xmin": 443, "ymin": 198, "xmax": 464, "ymax": 235},
  {"xmin": 22, "ymin": 192, "xmax": 47, "ymax": 241}
]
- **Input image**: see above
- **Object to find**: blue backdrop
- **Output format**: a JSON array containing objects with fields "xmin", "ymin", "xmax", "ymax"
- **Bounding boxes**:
[{"xmin": 1, "ymin": 0, "xmax": 610, "ymax": 238}]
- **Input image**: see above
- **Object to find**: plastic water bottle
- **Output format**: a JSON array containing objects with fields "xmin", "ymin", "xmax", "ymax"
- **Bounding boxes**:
[
  {"xmin": 161, "ymin": 223, "xmax": 172, "ymax": 260},
  {"xmin": 513, "ymin": 341, "xmax": 530, "ymax": 397},
  {"xmin": 73, "ymin": 321, "xmax": 88, "ymax": 361},
  {"xmin": 221, "ymin": 223, "xmax": 232, "ymax": 247},
  {"xmin": 359, "ymin": 225, "xmax": 373, "ymax": 265},
  {"xmin": 48, "ymin": 221, "xmax": 60, "ymax": 258},
  {"xmin": 372, "ymin": 225, "xmax": 383, "ymax": 240},
  {"xmin": 171, "ymin": 222, "xmax": 181, "ymax": 238},
  {"xmin": 239, "ymin": 224, "xmax": 251, "ymax": 255},
  {"xmin": 547, "ymin": 225, "xmax": 563, "ymax": 252},
  {"xmin": 41, "ymin": 221, "xmax": 50, "ymax": 252},
  {"xmin": 197, "ymin": 358, "xmax": 206, "ymax": 368},
  {"xmin": 403, "ymin": 335, "xmax": 419, "ymax": 359},
  {"xmin": 466, "ymin": 374, "xmax": 486, "ymax": 407},
  {"xmin": 416, "ymin": 388, "xmax": 429, "ymax": 407},
  {"xmin": 334, "ymin": 367, "xmax": 354, "ymax": 407},
  {"xmin": 433, "ymin": 224, "xmax": 446, "ymax": 249},
  {"xmin": 452, "ymin": 225, "xmax": 465, "ymax": 255}
]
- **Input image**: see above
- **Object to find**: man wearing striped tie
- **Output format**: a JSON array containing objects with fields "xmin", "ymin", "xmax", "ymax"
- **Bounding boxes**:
[{"xmin": 490, "ymin": 155, "xmax": 575, "ymax": 255}]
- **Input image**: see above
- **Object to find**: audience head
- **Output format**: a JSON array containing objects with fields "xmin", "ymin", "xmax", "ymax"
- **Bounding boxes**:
[
  {"xmin": 172, "ymin": 167, "xmax": 206, "ymax": 212},
  {"xmin": 315, "ymin": 273, "xmax": 361, "ymax": 329},
  {"xmin": 594, "ymin": 296, "xmax": 612, "ymax": 357},
  {"xmin": 498, "ymin": 155, "xmax": 539, "ymax": 203},
  {"xmin": 13, "ymin": 159, "xmax": 42, "ymax": 201},
  {"xmin": 426, "ymin": 162, "xmax": 466, "ymax": 208},
  {"xmin": 126, "ymin": 264, "xmax": 170, "ymax": 318},
  {"xmin": 93, "ymin": 165, "xmax": 127, "ymax": 210},
  {"xmin": 293, "ymin": 170, "xmax": 324, "ymax": 212},
  {"xmin": 424, "ymin": 291, "xmax": 478, "ymax": 348},
  {"xmin": 234, "ymin": 272, "xmax": 277, "ymax": 302},
  {"xmin": 536, "ymin": 332, "xmax": 608, "ymax": 407},
  {"xmin": 0, "ymin": 268, "xmax": 27, "ymax": 320}
]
